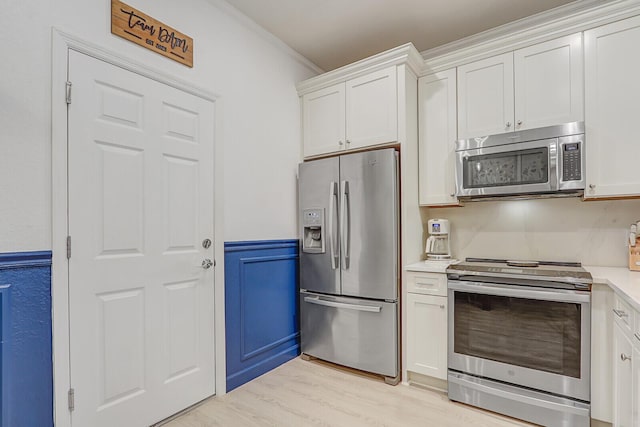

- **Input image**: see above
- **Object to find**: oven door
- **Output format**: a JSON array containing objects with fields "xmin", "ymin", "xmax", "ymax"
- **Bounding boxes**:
[
  {"xmin": 448, "ymin": 280, "xmax": 590, "ymax": 402},
  {"xmin": 455, "ymin": 138, "xmax": 557, "ymax": 197}
]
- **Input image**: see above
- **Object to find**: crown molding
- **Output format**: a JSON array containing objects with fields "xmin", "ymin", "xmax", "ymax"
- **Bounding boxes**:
[
  {"xmin": 296, "ymin": 43, "xmax": 422, "ymax": 95},
  {"xmin": 420, "ymin": 0, "xmax": 640, "ymax": 75},
  {"xmin": 207, "ymin": 0, "xmax": 324, "ymax": 75}
]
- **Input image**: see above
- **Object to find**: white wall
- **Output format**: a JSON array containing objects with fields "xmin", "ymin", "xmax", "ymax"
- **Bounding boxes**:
[
  {"xmin": 0, "ymin": 0, "xmax": 318, "ymax": 252},
  {"xmin": 423, "ymin": 198, "xmax": 640, "ymax": 267}
]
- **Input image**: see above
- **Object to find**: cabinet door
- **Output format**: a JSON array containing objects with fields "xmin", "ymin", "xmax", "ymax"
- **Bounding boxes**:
[
  {"xmin": 634, "ymin": 344, "xmax": 640, "ymax": 427},
  {"xmin": 345, "ymin": 66, "xmax": 398, "ymax": 150},
  {"xmin": 613, "ymin": 322, "xmax": 633, "ymax": 427},
  {"xmin": 418, "ymin": 69, "xmax": 459, "ymax": 206},
  {"xmin": 457, "ymin": 52, "xmax": 514, "ymax": 139},
  {"xmin": 514, "ymin": 33, "xmax": 583, "ymax": 130},
  {"xmin": 302, "ymin": 83, "xmax": 345, "ymax": 157},
  {"xmin": 591, "ymin": 283, "xmax": 613, "ymax": 423},
  {"xmin": 406, "ymin": 293, "xmax": 447, "ymax": 379},
  {"xmin": 585, "ymin": 16, "xmax": 640, "ymax": 198}
]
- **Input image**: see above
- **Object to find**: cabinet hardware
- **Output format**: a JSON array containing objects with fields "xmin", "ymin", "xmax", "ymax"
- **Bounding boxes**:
[
  {"xmin": 613, "ymin": 308, "xmax": 628, "ymax": 318},
  {"xmin": 450, "ymin": 193, "xmax": 455, "ymax": 198},
  {"xmin": 517, "ymin": 120, "xmax": 523, "ymax": 126},
  {"xmin": 635, "ymin": 333, "xmax": 640, "ymax": 342},
  {"xmin": 506, "ymin": 122, "xmax": 512, "ymax": 128},
  {"xmin": 346, "ymin": 140, "xmax": 351, "ymax": 145},
  {"xmin": 338, "ymin": 140, "xmax": 344, "ymax": 145},
  {"xmin": 621, "ymin": 353, "xmax": 632, "ymax": 362},
  {"xmin": 65, "ymin": 81, "xmax": 72, "ymax": 104},
  {"xmin": 68, "ymin": 388, "xmax": 75, "ymax": 411},
  {"xmin": 589, "ymin": 184, "xmax": 596, "ymax": 189}
]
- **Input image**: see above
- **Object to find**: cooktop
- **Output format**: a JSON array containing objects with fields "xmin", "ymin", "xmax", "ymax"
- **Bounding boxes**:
[{"xmin": 446, "ymin": 257, "xmax": 593, "ymax": 286}]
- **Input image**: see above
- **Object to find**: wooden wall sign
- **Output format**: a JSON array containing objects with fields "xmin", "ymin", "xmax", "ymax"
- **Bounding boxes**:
[{"xmin": 111, "ymin": 0, "xmax": 194, "ymax": 68}]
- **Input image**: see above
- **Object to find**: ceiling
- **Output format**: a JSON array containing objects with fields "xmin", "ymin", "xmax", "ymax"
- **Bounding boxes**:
[{"xmin": 223, "ymin": 0, "xmax": 579, "ymax": 71}]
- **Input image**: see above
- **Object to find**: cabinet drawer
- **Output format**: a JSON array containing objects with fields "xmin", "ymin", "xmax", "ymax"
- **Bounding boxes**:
[
  {"xmin": 613, "ymin": 293, "xmax": 634, "ymax": 333},
  {"xmin": 406, "ymin": 272, "xmax": 447, "ymax": 296}
]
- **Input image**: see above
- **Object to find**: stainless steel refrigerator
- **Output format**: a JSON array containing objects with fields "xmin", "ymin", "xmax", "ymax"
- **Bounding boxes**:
[{"xmin": 298, "ymin": 148, "xmax": 399, "ymax": 383}]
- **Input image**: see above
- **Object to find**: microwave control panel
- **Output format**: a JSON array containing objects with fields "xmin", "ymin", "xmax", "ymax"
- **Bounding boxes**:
[{"xmin": 561, "ymin": 141, "xmax": 582, "ymax": 181}]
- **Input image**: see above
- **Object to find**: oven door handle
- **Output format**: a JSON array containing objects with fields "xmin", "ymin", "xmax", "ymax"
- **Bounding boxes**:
[{"xmin": 448, "ymin": 280, "xmax": 590, "ymax": 304}]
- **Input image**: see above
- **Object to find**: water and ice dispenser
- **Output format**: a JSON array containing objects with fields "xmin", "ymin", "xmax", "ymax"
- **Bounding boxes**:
[{"xmin": 302, "ymin": 208, "xmax": 325, "ymax": 253}]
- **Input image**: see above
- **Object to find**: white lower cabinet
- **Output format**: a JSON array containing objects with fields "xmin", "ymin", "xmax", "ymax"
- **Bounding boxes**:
[
  {"xmin": 405, "ymin": 270, "xmax": 448, "ymax": 383},
  {"xmin": 406, "ymin": 293, "xmax": 447, "ymax": 379},
  {"xmin": 614, "ymin": 321, "xmax": 634, "ymax": 427},
  {"xmin": 612, "ymin": 292, "xmax": 639, "ymax": 427},
  {"xmin": 634, "ymin": 344, "xmax": 640, "ymax": 426}
]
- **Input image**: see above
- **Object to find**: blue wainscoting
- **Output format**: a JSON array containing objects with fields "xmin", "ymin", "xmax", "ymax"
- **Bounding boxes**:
[
  {"xmin": 0, "ymin": 251, "xmax": 53, "ymax": 427},
  {"xmin": 225, "ymin": 240, "xmax": 300, "ymax": 392}
]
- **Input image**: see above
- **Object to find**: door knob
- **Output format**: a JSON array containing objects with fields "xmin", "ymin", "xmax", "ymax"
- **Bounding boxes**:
[{"xmin": 202, "ymin": 259, "xmax": 214, "ymax": 269}]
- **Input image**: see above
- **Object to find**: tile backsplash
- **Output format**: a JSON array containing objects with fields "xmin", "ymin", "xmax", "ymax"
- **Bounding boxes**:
[{"xmin": 422, "ymin": 197, "xmax": 640, "ymax": 267}]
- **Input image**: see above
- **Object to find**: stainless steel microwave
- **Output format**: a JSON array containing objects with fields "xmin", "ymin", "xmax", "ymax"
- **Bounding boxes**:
[{"xmin": 455, "ymin": 122, "xmax": 585, "ymax": 200}]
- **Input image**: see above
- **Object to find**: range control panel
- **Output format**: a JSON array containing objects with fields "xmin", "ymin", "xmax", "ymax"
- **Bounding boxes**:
[{"xmin": 562, "ymin": 141, "xmax": 582, "ymax": 181}]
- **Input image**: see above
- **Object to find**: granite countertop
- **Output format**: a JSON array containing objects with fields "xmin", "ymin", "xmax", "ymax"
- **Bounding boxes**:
[{"xmin": 584, "ymin": 266, "xmax": 640, "ymax": 313}]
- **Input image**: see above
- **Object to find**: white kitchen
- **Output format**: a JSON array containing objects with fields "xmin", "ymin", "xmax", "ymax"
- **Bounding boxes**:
[{"xmin": 2, "ymin": 0, "xmax": 640, "ymax": 426}]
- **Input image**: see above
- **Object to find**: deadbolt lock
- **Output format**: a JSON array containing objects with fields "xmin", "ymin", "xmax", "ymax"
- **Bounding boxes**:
[{"xmin": 202, "ymin": 239, "xmax": 212, "ymax": 249}]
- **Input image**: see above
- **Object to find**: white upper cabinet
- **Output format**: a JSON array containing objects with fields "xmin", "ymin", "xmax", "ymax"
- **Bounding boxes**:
[
  {"xmin": 346, "ymin": 67, "xmax": 398, "ymax": 151},
  {"xmin": 302, "ymin": 83, "xmax": 346, "ymax": 157},
  {"xmin": 514, "ymin": 34, "xmax": 583, "ymax": 130},
  {"xmin": 418, "ymin": 69, "xmax": 459, "ymax": 206},
  {"xmin": 584, "ymin": 15, "xmax": 640, "ymax": 199},
  {"xmin": 301, "ymin": 66, "xmax": 398, "ymax": 157},
  {"xmin": 457, "ymin": 52, "xmax": 514, "ymax": 139},
  {"xmin": 457, "ymin": 34, "xmax": 583, "ymax": 139}
]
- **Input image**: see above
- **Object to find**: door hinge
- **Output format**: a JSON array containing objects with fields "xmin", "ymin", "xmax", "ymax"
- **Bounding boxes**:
[
  {"xmin": 68, "ymin": 388, "xmax": 75, "ymax": 412},
  {"xmin": 66, "ymin": 236, "xmax": 71, "ymax": 259},
  {"xmin": 65, "ymin": 81, "xmax": 72, "ymax": 104}
]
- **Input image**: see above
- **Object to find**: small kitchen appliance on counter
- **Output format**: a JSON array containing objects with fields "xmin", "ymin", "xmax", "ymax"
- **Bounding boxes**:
[
  {"xmin": 425, "ymin": 219, "xmax": 452, "ymax": 260},
  {"xmin": 446, "ymin": 258, "xmax": 592, "ymax": 427}
]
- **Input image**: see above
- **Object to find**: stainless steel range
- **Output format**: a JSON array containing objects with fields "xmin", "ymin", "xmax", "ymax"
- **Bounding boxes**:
[{"xmin": 446, "ymin": 258, "xmax": 592, "ymax": 427}]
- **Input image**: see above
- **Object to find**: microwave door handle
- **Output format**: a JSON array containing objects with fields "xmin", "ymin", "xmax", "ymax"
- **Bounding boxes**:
[
  {"xmin": 448, "ymin": 281, "xmax": 590, "ymax": 304},
  {"xmin": 328, "ymin": 181, "xmax": 339, "ymax": 269},
  {"xmin": 549, "ymin": 139, "xmax": 558, "ymax": 190}
]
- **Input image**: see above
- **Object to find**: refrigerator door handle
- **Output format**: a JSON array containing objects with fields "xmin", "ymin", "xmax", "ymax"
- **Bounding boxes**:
[
  {"xmin": 303, "ymin": 296, "xmax": 382, "ymax": 313},
  {"xmin": 340, "ymin": 180, "xmax": 351, "ymax": 269},
  {"xmin": 328, "ymin": 181, "xmax": 339, "ymax": 269}
]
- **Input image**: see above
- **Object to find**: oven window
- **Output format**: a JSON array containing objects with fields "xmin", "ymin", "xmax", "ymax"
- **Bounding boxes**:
[
  {"xmin": 453, "ymin": 292, "xmax": 581, "ymax": 378},
  {"xmin": 463, "ymin": 147, "xmax": 549, "ymax": 188}
]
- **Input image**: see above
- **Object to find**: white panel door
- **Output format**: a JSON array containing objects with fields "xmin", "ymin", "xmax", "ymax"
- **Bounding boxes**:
[
  {"xmin": 514, "ymin": 33, "xmax": 583, "ymax": 130},
  {"xmin": 345, "ymin": 66, "xmax": 398, "ymax": 150},
  {"xmin": 457, "ymin": 52, "xmax": 514, "ymax": 139},
  {"xmin": 418, "ymin": 69, "xmax": 458, "ymax": 206},
  {"xmin": 302, "ymin": 83, "xmax": 346, "ymax": 157},
  {"xmin": 406, "ymin": 293, "xmax": 447, "ymax": 379},
  {"xmin": 68, "ymin": 50, "xmax": 215, "ymax": 427},
  {"xmin": 584, "ymin": 15, "xmax": 640, "ymax": 198}
]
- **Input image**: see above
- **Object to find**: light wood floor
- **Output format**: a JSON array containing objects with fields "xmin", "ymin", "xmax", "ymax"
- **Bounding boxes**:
[{"xmin": 162, "ymin": 357, "xmax": 536, "ymax": 427}]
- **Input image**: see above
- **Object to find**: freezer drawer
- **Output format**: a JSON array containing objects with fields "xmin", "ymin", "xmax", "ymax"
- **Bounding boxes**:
[{"xmin": 300, "ymin": 291, "xmax": 398, "ymax": 378}]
